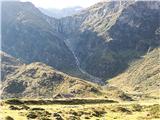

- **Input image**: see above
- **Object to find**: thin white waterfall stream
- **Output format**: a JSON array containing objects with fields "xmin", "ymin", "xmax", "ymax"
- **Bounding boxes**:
[{"xmin": 64, "ymin": 39, "xmax": 103, "ymax": 83}]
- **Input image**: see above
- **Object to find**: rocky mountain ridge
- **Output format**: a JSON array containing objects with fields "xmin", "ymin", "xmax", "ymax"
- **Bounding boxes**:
[{"xmin": 1, "ymin": 0, "xmax": 160, "ymax": 86}]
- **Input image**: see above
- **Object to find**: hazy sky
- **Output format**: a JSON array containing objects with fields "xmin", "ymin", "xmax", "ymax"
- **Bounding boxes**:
[{"xmin": 20, "ymin": 0, "xmax": 103, "ymax": 9}]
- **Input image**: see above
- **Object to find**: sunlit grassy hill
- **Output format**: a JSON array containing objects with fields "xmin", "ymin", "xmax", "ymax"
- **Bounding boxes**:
[{"xmin": 109, "ymin": 48, "xmax": 160, "ymax": 96}]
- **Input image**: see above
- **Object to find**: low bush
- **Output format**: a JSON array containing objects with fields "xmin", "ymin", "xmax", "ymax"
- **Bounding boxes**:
[
  {"xmin": 148, "ymin": 104, "xmax": 160, "ymax": 118},
  {"xmin": 131, "ymin": 104, "xmax": 143, "ymax": 112},
  {"xmin": 27, "ymin": 112, "xmax": 38, "ymax": 119},
  {"xmin": 112, "ymin": 106, "xmax": 132, "ymax": 114},
  {"xmin": 5, "ymin": 116, "xmax": 14, "ymax": 120},
  {"xmin": 31, "ymin": 107, "xmax": 45, "ymax": 111},
  {"xmin": 9, "ymin": 104, "xmax": 30, "ymax": 110},
  {"xmin": 27, "ymin": 110, "xmax": 52, "ymax": 120},
  {"xmin": 53, "ymin": 113, "xmax": 64, "ymax": 120},
  {"xmin": 5, "ymin": 99, "xmax": 23, "ymax": 105}
]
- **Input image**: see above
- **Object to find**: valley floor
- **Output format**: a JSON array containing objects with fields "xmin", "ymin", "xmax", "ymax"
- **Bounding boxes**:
[{"xmin": 0, "ymin": 98, "xmax": 160, "ymax": 120}]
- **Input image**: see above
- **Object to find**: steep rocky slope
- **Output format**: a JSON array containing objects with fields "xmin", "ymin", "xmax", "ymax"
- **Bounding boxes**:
[
  {"xmin": 58, "ymin": 1, "xmax": 160, "ymax": 81},
  {"xmin": 1, "ymin": 1, "xmax": 80, "ymax": 76},
  {"xmin": 108, "ymin": 48, "xmax": 160, "ymax": 96}
]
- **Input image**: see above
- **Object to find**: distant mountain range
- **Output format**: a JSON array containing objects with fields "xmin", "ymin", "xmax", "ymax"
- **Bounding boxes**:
[{"xmin": 39, "ymin": 6, "xmax": 83, "ymax": 18}]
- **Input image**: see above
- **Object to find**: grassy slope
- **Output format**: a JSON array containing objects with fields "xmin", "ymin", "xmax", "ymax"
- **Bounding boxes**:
[
  {"xmin": 1, "ymin": 51, "xmax": 132, "ymax": 100},
  {"xmin": 1, "ymin": 61, "xmax": 104, "ymax": 99},
  {"xmin": 108, "ymin": 48, "xmax": 160, "ymax": 96},
  {"xmin": 0, "ymin": 52, "xmax": 107, "ymax": 99}
]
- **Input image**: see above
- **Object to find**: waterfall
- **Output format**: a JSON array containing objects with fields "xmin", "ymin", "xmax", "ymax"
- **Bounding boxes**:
[{"xmin": 64, "ymin": 39, "xmax": 103, "ymax": 84}]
